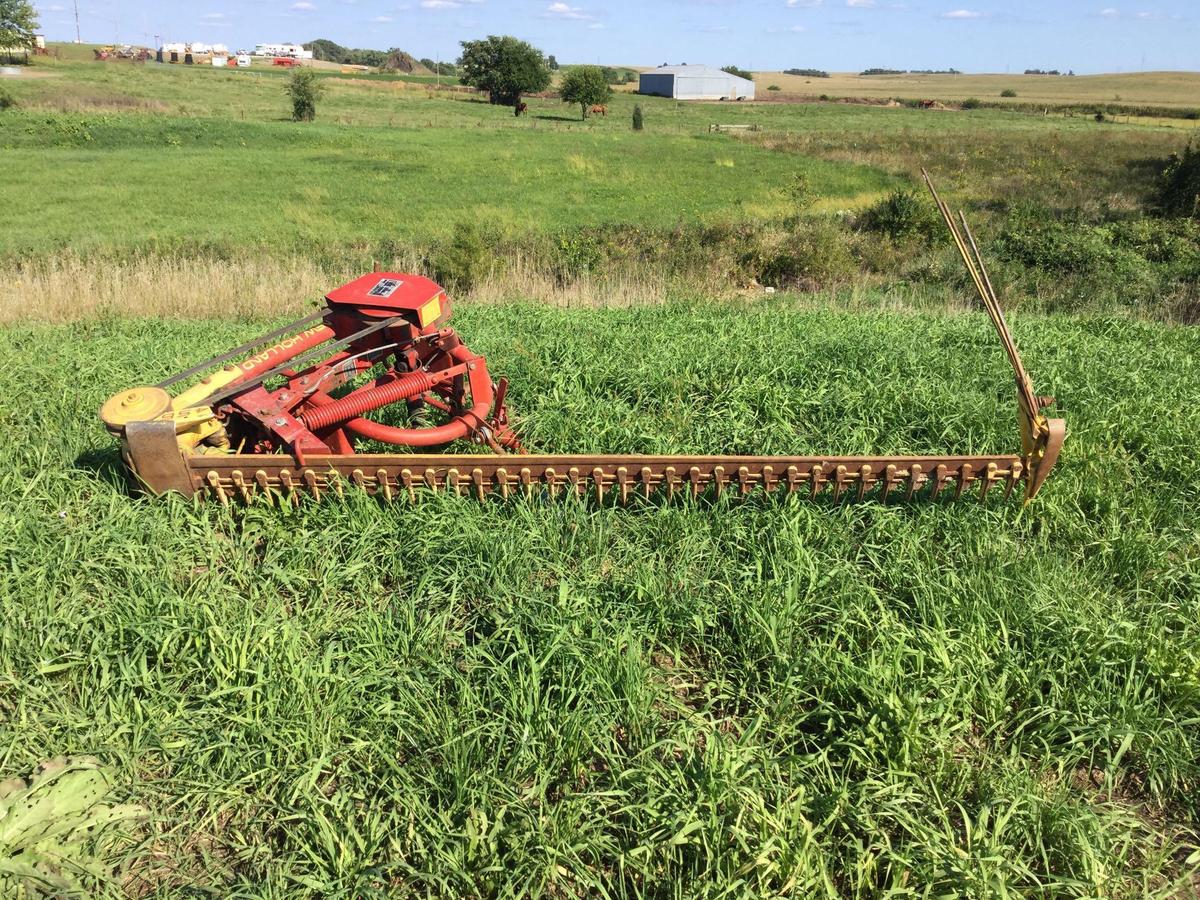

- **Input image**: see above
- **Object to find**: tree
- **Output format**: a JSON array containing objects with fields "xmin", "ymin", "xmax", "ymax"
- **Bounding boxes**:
[
  {"xmin": 632, "ymin": 104, "xmax": 643, "ymax": 131},
  {"xmin": 305, "ymin": 38, "xmax": 350, "ymax": 63},
  {"xmin": 286, "ymin": 68, "xmax": 323, "ymax": 122},
  {"xmin": 548, "ymin": 54, "xmax": 559, "ymax": 71},
  {"xmin": 559, "ymin": 65, "xmax": 611, "ymax": 119},
  {"xmin": 721, "ymin": 64, "xmax": 752, "ymax": 81},
  {"xmin": 0, "ymin": 0, "xmax": 39, "ymax": 50},
  {"xmin": 458, "ymin": 35, "xmax": 551, "ymax": 107}
]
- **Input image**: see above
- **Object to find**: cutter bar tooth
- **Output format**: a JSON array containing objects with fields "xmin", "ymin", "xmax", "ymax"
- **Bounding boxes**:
[
  {"xmin": 881, "ymin": 464, "xmax": 898, "ymax": 504},
  {"xmin": 856, "ymin": 464, "xmax": 872, "ymax": 501},
  {"xmin": 255, "ymin": 469, "xmax": 273, "ymax": 506},
  {"xmin": 931, "ymin": 464, "xmax": 948, "ymax": 500},
  {"xmin": 979, "ymin": 462, "xmax": 997, "ymax": 501},
  {"xmin": 1005, "ymin": 461, "xmax": 1022, "ymax": 500},
  {"xmin": 206, "ymin": 470, "xmax": 227, "ymax": 506},
  {"xmin": 906, "ymin": 463, "xmax": 922, "ymax": 501},
  {"xmin": 832, "ymin": 465, "xmax": 848, "ymax": 502},
  {"xmin": 738, "ymin": 466, "xmax": 752, "ymax": 497},
  {"xmin": 231, "ymin": 470, "xmax": 251, "ymax": 503},
  {"xmin": 955, "ymin": 463, "xmax": 973, "ymax": 500}
]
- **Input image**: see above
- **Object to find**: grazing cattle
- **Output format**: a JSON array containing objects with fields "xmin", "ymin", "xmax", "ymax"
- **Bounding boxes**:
[
  {"xmin": 590, "ymin": 104, "xmax": 608, "ymax": 117},
  {"xmin": 514, "ymin": 101, "xmax": 529, "ymax": 117}
]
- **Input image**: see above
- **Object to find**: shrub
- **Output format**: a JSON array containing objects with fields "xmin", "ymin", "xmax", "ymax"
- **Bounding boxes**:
[
  {"xmin": 961, "ymin": 97, "xmax": 982, "ymax": 110},
  {"xmin": 859, "ymin": 190, "xmax": 940, "ymax": 241},
  {"xmin": 553, "ymin": 231, "xmax": 605, "ymax": 283},
  {"xmin": 285, "ymin": 68, "xmax": 323, "ymax": 122},
  {"xmin": 1157, "ymin": 143, "xmax": 1200, "ymax": 218},
  {"xmin": 632, "ymin": 104, "xmax": 643, "ymax": 131},
  {"xmin": 1094, "ymin": 111, "xmax": 1106, "ymax": 123},
  {"xmin": 431, "ymin": 222, "xmax": 490, "ymax": 293},
  {"xmin": 767, "ymin": 84, "xmax": 781, "ymax": 92},
  {"xmin": 788, "ymin": 172, "xmax": 814, "ymax": 213},
  {"xmin": 1105, "ymin": 217, "xmax": 1200, "ymax": 268},
  {"xmin": 0, "ymin": 85, "xmax": 15, "ymax": 110},
  {"xmin": 745, "ymin": 219, "xmax": 856, "ymax": 289},
  {"xmin": 995, "ymin": 211, "xmax": 1155, "ymax": 286},
  {"xmin": 1000, "ymin": 88, "xmax": 1017, "ymax": 98}
]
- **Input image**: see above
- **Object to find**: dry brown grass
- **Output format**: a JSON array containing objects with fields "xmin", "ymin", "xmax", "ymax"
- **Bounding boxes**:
[
  {"xmin": 0, "ymin": 254, "xmax": 722, "ymax": 324},
  {"xmin": 1, "ymin": 256, "xmax": 348, "ymax": 323}
]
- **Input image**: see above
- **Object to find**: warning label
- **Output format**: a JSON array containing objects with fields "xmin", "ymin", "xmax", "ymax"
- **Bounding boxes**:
[{"xmin": 367, "ymin": 278, "xmax": 402, "ymax": 298}]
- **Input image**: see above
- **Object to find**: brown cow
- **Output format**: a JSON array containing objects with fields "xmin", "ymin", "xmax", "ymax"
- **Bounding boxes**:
[
  {"xmin": 514, "ymin": 101, "xmax": 529, "ymax": 117},
  {"xmin": 590, "ymin": 104, "xmax": 608, "ymax": 117}
]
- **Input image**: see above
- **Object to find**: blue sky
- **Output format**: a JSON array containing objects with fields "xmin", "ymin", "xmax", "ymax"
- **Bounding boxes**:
[{"xmin": 32, "ymin": 0, "xmax": 1199, "ymax": 73}]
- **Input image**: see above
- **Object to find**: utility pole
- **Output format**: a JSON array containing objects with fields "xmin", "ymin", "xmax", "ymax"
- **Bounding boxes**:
[{"xmin": 73, "ymin": 0, "xmax": 81, "ymax": 43}]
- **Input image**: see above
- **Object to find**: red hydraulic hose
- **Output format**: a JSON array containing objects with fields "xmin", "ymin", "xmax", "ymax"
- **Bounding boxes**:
[{"xmin": 299, "ymin": 370, "xmax": 434, "ymax": 432}]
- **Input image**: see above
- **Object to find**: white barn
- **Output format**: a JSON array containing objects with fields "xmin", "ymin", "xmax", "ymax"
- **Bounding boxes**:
[{"xmin": 638, "ymin": 65, "xmax": 755, "ymax": 101}]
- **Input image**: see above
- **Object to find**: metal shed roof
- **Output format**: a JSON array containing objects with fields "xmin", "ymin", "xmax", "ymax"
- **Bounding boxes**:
[{"xmin": 648, "ymin": 65, "xmax": 750, "ymax": 82}]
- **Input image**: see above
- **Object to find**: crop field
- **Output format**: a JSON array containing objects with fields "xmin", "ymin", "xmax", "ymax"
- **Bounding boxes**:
[
  {"xmin": 755, "ymin": 70, "xmax": 1200, "ymax": 111},
  {"xmin": 2, "ymin": 45, "xmax": 1200, "ymax": 896}
]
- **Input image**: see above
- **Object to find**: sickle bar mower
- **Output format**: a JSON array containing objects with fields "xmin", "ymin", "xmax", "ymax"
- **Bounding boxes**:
[{"xmin": 100, "ymin": 183, "xmax": 1065, "ymax": 506}]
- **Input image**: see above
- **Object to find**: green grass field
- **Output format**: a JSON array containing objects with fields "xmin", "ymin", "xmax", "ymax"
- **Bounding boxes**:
[
  {"xmin": 2, "ymin": 46, "xmax": 1200, "ymax": 896},
  {"xmin": 0, "ymin": 109, "xmax": 895, "ymax": 258},
  {"xmin": 3, "ymin": 305, "xmax": 1199, "ymax": 894}
]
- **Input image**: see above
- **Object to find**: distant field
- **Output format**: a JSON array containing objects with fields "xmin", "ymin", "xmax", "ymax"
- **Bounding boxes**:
[
  {"xmin": 2, "ymin": 48, "xmax": 1194, "ymax": 263},
  {"xmin": 755, "ymin": 70, "xmax": 1200, "ymax": 110}
]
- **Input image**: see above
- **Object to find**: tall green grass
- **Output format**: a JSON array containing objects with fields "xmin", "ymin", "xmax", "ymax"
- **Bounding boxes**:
[{"xmin": 2, "ymin": 302, "xmax": 1198, "ymax": 894}]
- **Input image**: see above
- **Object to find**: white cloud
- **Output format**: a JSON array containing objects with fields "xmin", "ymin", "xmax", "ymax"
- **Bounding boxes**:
[
  {"xmin": 372, "ymin": 14, "xmax": 393, "ymax": 20},
  {"xmin": 846, "ymin": 0, "xmax": 875, "ymax": 7},
  {"xmin": 546, "ymin": 1, "xmax": 591, "ymax": 19},
  {"xmin": 201, "ymin": 12, "xmax": 227, "ymax": 19},
  {"xmin": 941, "ymin": 8, "xmax": 983, "ymax": 17},
  {"xmin": 1099, "ymin": 6, "xmax": 1118, "ymax": 15},
  {"xmin": 290, "ymin": 1, "xmax": 316, "ymax": 9},
  {"xmin": 420, "ymin": 0, "xmax": 459, "ymax": 7},
  {"xmin": 786, "ymin": 0, "xmax": 822, "ymax": 6}
]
